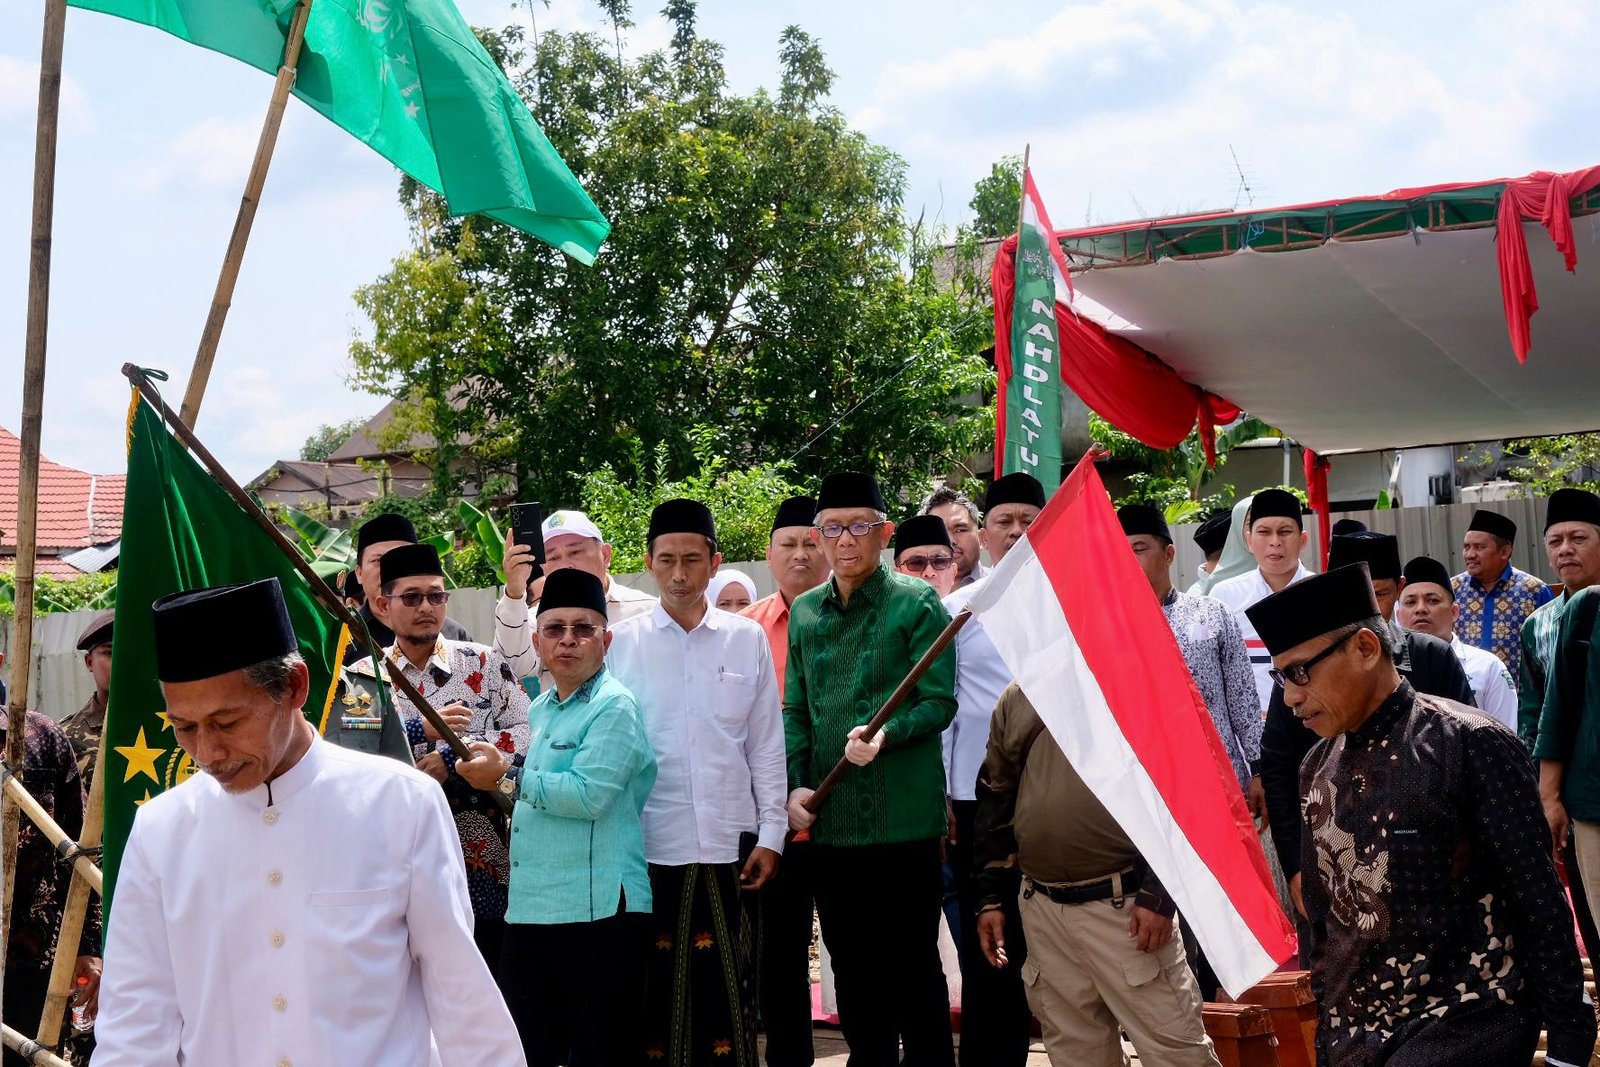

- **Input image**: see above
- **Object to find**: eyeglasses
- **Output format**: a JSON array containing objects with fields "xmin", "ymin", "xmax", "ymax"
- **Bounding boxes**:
[
  {"xmin": 538, "ymin": 622, "xmax": 604, "ymax": 642},
  {"xmin": 899, "ymin": 554, "xmax": 954, "ymax": 573},
  {"xmin": 1268, "ymin": 628, "xmax": 1360, "ymax": 688},
  {"xmin": 816, "ymin": 520, "xmax": 888, "ymax": 539},
  {"xmin": 396, "ymin": 591, "xmax": 450, "ymax": 607}
]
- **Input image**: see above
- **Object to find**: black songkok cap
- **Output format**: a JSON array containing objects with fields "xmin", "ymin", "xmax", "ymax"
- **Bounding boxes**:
[
  {"xmin": 648, "ymin": 498, "xmax": 718, "ymax": 546},
  {"xmin": 1245, "ymin": 563, "xmax": 1381, "ymax": 657},
  {"xmin": 537, "ymin": 567, "xmax": 607, "ymax": 618},
  {"xmin": 893, "ymin": 514, "xmax": 953, "ymax": 559},
  {"xmin": 1330, "ymin": 518, "xmax": 1368, "ymax": 537},
  {"xmin": 152, "ymin": 578, "xmax": 297, "ymax": 684},
  {"xmin": 816, "ymin": 471, "xmax": 886, "ymax": 514},
  {"xmin": 341, "ymin": 569, "xmax": 363, "ymax": 601},
  {"xmin": 772, "ymin": 496, "xmax": 817, "ymax": 534},
  {"xmin": 1402, "ymin": 555, "xmax": 1454, "ymax": 596},
  {"xmin": 379, "ymin": 543, "xmax": 444, "ymax": 586},
  {"xmin": 76, "ymin": 610, "xmax": 115, "ymax": 652},
  {"xmin": 1117, "ymin": 504, "xmax": 1172, "ymax": 544},
  {"xmin": 1192, "ymin": 512, "xmax": 1231, "ymax": 555},
  {"xmin": 1468, "ymin": 509, "xmax": 1517, "ymax": 543},
  {"xmin": 1328, "ymin": 531, "xmax": 1401, "ymax": 581},
  {"xmin": 356, "ymin": 512, "xmax": 419, "ymax": 557},
  {"xmin": 984, "ymin": 472, "xmax": 1046, "ymax": 513},
  {"xmin": 1247, "ymin": 488, "xmax": 1303, "ymax": 528},
  {"xmin": 1546, "ymin": 488, "xmax": 1600, "ymax": 532}
]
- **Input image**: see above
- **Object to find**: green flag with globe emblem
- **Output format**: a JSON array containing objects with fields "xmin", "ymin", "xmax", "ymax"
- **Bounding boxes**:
[{"xmin": 67, "ymin": 0, "xmax": 610, "ymax": 262}]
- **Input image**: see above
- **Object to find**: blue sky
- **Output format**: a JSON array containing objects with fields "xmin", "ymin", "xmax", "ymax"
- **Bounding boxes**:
[{"xmin": 3, "ymin": 0, "xmax": 1596, "ymax": 480}]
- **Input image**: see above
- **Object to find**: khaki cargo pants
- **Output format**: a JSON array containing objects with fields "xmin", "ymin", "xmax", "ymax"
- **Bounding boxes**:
[{"xmin": 1017, "ymin": 887, "xmax": 1221, "ymax": 1067}]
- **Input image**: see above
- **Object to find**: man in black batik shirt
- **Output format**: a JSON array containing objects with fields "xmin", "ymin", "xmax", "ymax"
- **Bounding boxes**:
[{"xmin": 1246, "ymin": 563, "xmax": 1595, "ymax": 1067}]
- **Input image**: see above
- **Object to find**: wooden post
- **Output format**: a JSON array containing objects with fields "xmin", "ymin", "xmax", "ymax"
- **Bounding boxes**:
[
  {"xmin": 801, "ymin": 611, "xmax": 970, "ymax": 814},
  {"xmin": 0, "ymin": 1026, "xmax": 72, "ymax": 1067},
  {"xmin": 3, "ymin": 0, "xmax": 69, "ymax": 1018},
  {"xmin": 124, "ymin": 365, "xmax": 513, "ymax": 815},
  {"xmin": 178, "ymin": 0, "xmax": 313, "ymax": 428},
  {"xmin": 35, "ymin": 723, "xmax": 108, "ymax": 1046}
]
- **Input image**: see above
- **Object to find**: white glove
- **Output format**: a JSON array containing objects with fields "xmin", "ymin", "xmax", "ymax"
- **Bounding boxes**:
[
  {"xmin": 786, "ymin": 788, "xmax": 816, "ymax": 831},
  {"xmin": 844, "ymin": 725, "xmax": 883, "ymax": 766}
]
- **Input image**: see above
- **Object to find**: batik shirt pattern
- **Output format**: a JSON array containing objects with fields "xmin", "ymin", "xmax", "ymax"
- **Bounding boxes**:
[
  {"xmin": 1161, "ymin": 589, "xmax": 1262, "ymax": 787},
  {"xmin": 1300, "ymin": 684, "xmax": 1591, "ymax": 1066},
  {"xmin": 378, "ymin": 639, "xmax": 531, "ymax": 920},
  {"xmin": 1454, "ymin": 565, "xmax": 1553, "ymax": 684}
]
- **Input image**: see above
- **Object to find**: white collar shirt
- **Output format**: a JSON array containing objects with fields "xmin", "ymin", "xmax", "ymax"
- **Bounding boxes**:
[
  {"xmin": 94, "ymin": 737, "xmax": 524, "ymax": 1067},
  {"xmin": 607, "ymin": 600, "xmax": 789, "ymax": 865},
  {"xmin": 1210, "ymin": 563, "xmax": 1316, "ymax": 710},
  {"xmin": 941, "ymin": 577, "xmax": 1012, "ymax": 801},
  {"xmin": 1451, "ymin": 634, "xmax": 1520, "ymax": 732}
]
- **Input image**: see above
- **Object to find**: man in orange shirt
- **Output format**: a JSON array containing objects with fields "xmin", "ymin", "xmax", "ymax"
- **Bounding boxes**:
[{"xmin": 743, "ymin": 495, "xmax": 828, "ymax": 1066}]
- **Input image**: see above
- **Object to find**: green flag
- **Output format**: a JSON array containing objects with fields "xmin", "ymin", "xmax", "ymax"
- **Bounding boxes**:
[
  {"xmin": 1001, "ymin": 169, "xmax": 1070, "ymax": 493},
  {"xmin": 103, "ymin": 393, "xmax": 349, "ymax": 913},
  {"xmin": 68, "ymin": 0, "xmax": 610, "ymax": 263}
]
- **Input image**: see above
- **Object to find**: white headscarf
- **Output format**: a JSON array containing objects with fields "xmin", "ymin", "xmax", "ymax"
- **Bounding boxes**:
[
  {"xmin": 707, "ymin": 569, "xmax": 758, "ymax": 609},
  {"xmin": 1197, "ymin": 496, "xmax": 1257, "ymax": 596}
]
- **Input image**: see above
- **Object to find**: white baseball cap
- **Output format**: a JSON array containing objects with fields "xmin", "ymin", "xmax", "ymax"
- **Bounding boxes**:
[{"xmin": 541, "ymin": 509, "xmax": 605, "ymax": 544}]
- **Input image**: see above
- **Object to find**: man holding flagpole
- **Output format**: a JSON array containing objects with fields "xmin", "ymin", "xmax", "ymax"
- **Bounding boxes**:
[{"xmin": 784, "ymin": 471, "xmax": 958, "ymax": 1067}]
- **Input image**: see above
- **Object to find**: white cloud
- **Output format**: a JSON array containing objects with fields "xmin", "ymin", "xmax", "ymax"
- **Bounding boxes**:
[
  {"xmin": 869, "ymin": 0, "xmax": 1600, "ymax": 227},
  {"xmin": 130, "ymin": 114, "xmax": 262, "ymax": 193},
  {"xmin": 0, "ymin": 54, "xmax": 94, "ymax": 134}
]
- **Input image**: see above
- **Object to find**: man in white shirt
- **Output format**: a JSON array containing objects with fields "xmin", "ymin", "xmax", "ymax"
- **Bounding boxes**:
[
  {"xmin": 96, "ymin": 577, "xmax": 522, "ymax": 1067},
  {"xmin": 943, "ymin": 471, "xmax": 1044, "ymax": 1067},
  {"xmin": 1398, "ymin": 555, "xmax": 1519, "ymax": 731},
  {"xmin": 921, "ymin": 485, "xmax": 988, "ymax": 589},
  {"xmin": 608, "ymin": 498, "xmax": 788, "ymax": 1067},
  {"xmin": 496, "ymin": 508, "xmax": 657, "ymax": 690},
  {"xmin": 1209, "ymin": 488, "xmax": 1316, "ymax": 711}
]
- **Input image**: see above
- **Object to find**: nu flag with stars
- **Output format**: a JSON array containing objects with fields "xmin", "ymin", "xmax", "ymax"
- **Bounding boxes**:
[
  {"xmin": 67, "ymin": 0, "xmax": 610, "ymax": 264},
  {"xmin": 102, "ymin": 395, "xmax": 347, "ymax": 915}
]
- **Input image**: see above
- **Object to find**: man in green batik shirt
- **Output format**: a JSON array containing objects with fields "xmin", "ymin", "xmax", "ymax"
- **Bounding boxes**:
[{"xmin": 784, "ymin": 471, "xmax": 958, "ymax": 1067}]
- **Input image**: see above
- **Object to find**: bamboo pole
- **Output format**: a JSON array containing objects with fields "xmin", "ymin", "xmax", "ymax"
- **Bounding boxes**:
[
  {"xmin": 124, "ymin": 365, "xmax": 513, "ymax": 816},
  {"xmin": 3, "ymin": 0, "xmax": 70, "ymax": 1022},
  {"xmin": 0, "ymin": 766, "xmax": 101, "ymax": 895},
  {"xmin": 0, "ymin": 1026, "xmax": 72, "ymax": 1067},
  {"xmin": 801, "ymin": 610, "xmax": 971, "ymax": 814},
  {"xmin": 36, "ymin": 720, "xmax": 107, "ymax": 1046},
  {"xmin": 178, "ymin": 0, "xmax": 313, "ymax": 428}
]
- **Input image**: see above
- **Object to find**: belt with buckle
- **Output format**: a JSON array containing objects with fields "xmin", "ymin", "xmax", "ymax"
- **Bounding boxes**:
[{"xmin": 1025, "ymin": 869, "xmax": 1142, "ymax": 908}]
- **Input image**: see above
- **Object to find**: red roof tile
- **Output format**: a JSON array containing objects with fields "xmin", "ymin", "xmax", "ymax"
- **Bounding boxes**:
[{"xmin": 0, "ymin": 425, "xmax": 125, "ymax": 556}]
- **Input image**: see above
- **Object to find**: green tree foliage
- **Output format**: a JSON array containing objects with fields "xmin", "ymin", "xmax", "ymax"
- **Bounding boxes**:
[
  {"xmin": 1496, "ymin": 435, "xmax": 1600, "ymax": 496},
  {"xmin": 0, "ymin": 571, "xmax": 118, "ymax": 617},
  {"xmin": 581, "ymin": 440, "xmax": 808, "ymax": 572},
  {"xmin": 1090, "ymin": 414, "xmax": 1274, "ymax": 518},
  {"xmin": 968, "ymin": 154, "xmax": 1023, "ymax": 239},
  {"xmin": 298, "ymin": 418, "xmax": 366, "ymax": 462},
  {"xmin": 349, "ymin": 10, "xmax": 993, "ymax": 515}
]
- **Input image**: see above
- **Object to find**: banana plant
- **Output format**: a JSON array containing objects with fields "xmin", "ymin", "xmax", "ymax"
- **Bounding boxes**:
[
  {"xmin": 454, "ymin": 500, "xmax": 507, "ymax": 584},
  {"xmin": 282, "ymin": 508, "xmax": 357, "ymax": 579}
]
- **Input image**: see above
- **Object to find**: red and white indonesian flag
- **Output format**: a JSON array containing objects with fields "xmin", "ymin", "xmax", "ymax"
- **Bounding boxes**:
[{"xmin": 968, "ymin": 452, "xmax": 1296, "ymax": 994}]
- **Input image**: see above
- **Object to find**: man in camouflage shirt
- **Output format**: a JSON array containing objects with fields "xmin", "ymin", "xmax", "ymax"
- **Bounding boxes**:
[{"xmin": 58, "ymin": 611, "xmax": 113, "ymax": 789}]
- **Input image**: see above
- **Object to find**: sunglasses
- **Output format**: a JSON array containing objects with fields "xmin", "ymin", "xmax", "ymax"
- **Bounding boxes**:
[
  {"xmin": 538, "ymin": 622, "xmax": 604, "ymax": 642},
  {"xmin": 1268, "ymin": 628, "xmax": 1359, "ymax": 688},
  {"xmin": 899, "ymin": 554, "xmax": 954, "ymax": 573},
  {"xmin": 395, "ymin": 591, "xmax": 450, "ymax": 607}
]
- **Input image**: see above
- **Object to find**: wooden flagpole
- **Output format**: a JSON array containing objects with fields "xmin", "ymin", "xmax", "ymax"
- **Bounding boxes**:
[
  {"xmin": 0, "ymin": 1027, "xmax": 71, "ymax": 1067},
  {"xmin": 125, "ymin": 365, "xmax": 513, "ymax": 816},
  {"xmin": 3, "ymin": 0, "xmax": 69, "ymax": 1020},
  {"xmin": 34, "ymin": 724, "xmax": 107, "ymax": 1046},
  {"xmin": 801, "ymin": 611, "xmax": 971, "ymax": 814},
  {"xmin": 177, "ymin": 0, "xmax": 313, "ymax": 428}
]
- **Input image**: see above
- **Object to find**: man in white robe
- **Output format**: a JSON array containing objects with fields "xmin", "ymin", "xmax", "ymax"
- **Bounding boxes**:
[{"xmin": 95, "ymin": 576, "xmax": 524, "ymax": 1067}]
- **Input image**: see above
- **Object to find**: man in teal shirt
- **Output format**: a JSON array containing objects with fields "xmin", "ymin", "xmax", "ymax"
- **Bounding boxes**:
[
  {"xmin": 785, "ymin": 471, "xmax": 958, "ymax": 1067},
  {"xmin": 459, "ymin": 568, "xmax": 656, "ymax": 1067}
]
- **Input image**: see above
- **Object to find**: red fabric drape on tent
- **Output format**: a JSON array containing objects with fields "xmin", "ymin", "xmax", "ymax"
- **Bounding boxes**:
[
  {"xmin": 1304, "ymin": 450, "xmax": 1332, "ymax": 570},
  {"xmin": 1495, "ymin": 166, "xmax": 1600, "ymax": 363},
  {"xmin": 991, "ymin": 233, "xmax": 1240, "ymax": 471}
]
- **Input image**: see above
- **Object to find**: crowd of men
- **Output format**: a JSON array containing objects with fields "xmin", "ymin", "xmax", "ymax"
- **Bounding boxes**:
[{"xmin": 12, "ymin": 468, "xmax": 1600, "ymax": 1067}]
